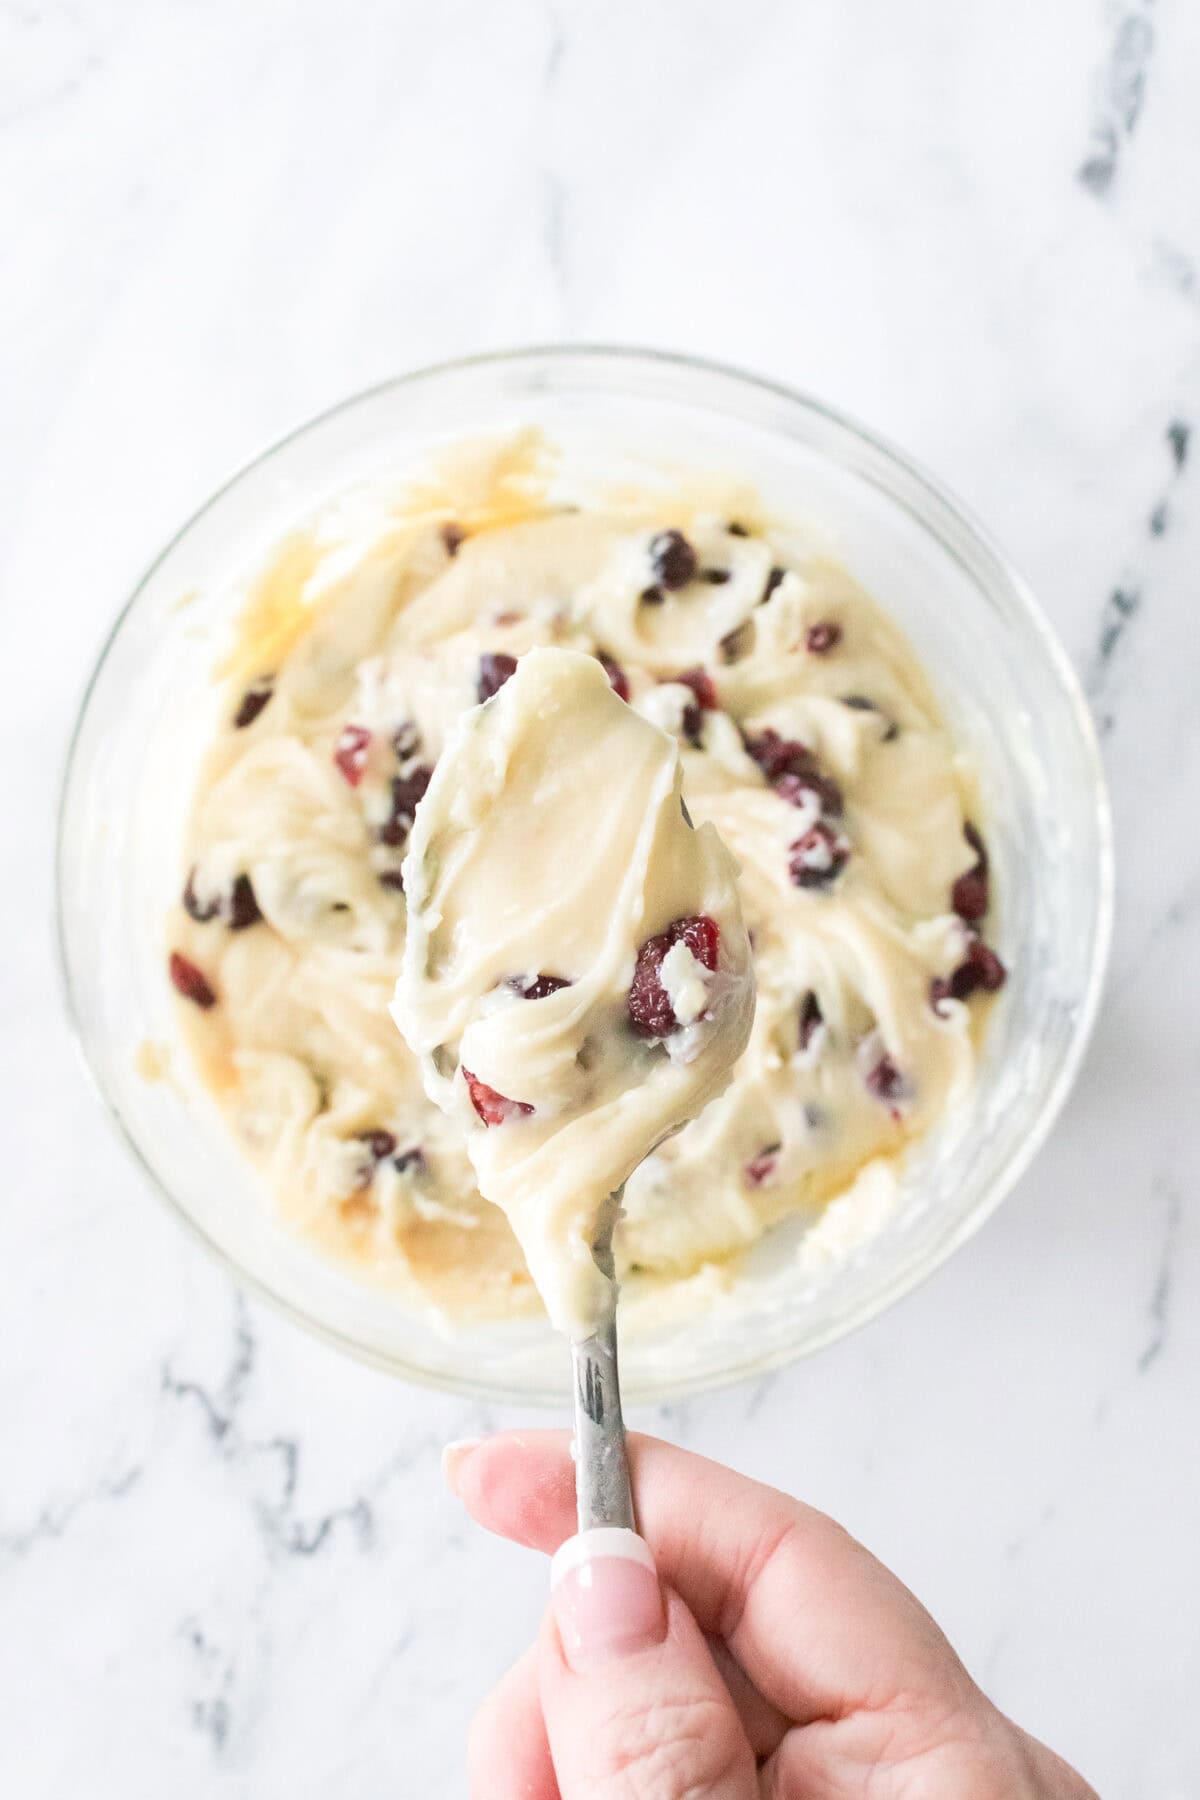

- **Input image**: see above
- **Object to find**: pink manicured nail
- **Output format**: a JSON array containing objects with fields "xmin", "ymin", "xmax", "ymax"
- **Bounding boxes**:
[
  {"xmin": 441, "ymin": 1437, "xmax": 484, "ymax": 1493},
  {"xmin": 551, "ymin": 1529, "xmax": 665, "ymax": 1671}
]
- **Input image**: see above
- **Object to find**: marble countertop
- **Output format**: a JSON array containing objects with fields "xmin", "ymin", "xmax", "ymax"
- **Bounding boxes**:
[{"xmin": 3, "ymin": 1, "xmax": 1198, "ymax": 1793}]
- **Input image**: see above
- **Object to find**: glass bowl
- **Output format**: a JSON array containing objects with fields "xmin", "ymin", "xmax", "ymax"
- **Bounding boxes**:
[{"xmin": 56, "ymin": 347, "xmax": 1113, "ymax": 1404}]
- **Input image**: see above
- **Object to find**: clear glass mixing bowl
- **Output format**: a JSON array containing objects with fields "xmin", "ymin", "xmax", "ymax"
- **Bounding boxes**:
[{"xmin": 56, "ymin": 347, "xmax": 1113, "ymax": 1403}]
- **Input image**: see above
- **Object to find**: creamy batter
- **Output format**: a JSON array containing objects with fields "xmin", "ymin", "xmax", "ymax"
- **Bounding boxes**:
[
  {"xmin": 392, "ymin": 646, "xmax": 755, "ymax": 1333},
  {"xmin": 166, "ymin": 434, "xmax": 1006, "ymax": 1324}
]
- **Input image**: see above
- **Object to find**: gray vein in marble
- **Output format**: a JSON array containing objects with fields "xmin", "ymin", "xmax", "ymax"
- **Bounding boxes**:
[
  {"xmin": 0, "ymin": 1463, "xmax": 142, "ymax": 1567},
  {"xmin": 1087, "ymin": 413, "xmax": 1192, "ymax": 720},
  {"xmin": 159, "ymin": 1291, "xmax": 489, "ymax": 1574},
  {"xmin": 1148, "ymin": 239, "xmax": 1199, "ymax": 308},
  {"xmin": 541, "ymin": 167, "xmax": 569, "ymax": 302},
  {"xmin": 1137, "ymin": 1180, "xmax": 1181, "ymax": 1374},
  {"xmin": 1004, "ymin": 1499, "xmax": 1058, "ymax": 1563},
  {"xmin": 1077, "ymin": 0, "xmax": 1156, "ymax": 197},
  {"xmin": 181, "ymin": 1620, "xmax": 236, "ymax": 1756}
]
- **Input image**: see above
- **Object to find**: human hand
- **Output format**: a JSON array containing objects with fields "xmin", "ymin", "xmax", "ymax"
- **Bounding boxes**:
[{"xmin": 446, "ymin": 1431, "xmax": 1096, "ymax": 1799}]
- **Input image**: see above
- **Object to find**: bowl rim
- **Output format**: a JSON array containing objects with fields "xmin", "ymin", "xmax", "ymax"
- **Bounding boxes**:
[{"xmin": 55, "ymin": 342, "xmax": 1115, "ymax": 1401}]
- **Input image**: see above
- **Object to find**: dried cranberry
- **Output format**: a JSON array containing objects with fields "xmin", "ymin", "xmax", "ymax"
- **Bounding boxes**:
[
  {"xmin": 775, "ymin": 770, "xmax": 844, "ymax": 818},
  {"xmin": 640, "ymin": 585, "xmax": 665, "ymax": 606},
  {"xmin": 169, "ymin": 952, "xmax": 217, "ymax": 1009},
  {"xmin": 379, "ymin": 765, "xmax": 433, "ymax": 847},
  {"xmin": 799, "ymin": 990, "xmax": 824, "ymax": 1051},
  {"xmin": 648, "ymin": 529, "xmax": 697, "ymax": 591},
  {"xmin": 760, "ymin": 567, "xmax": 785, "ymax": 605},
  {"xmin": 952, "ymin": 824, "xmax": 990, "ymax": 922},
  {"xmin": 788, "ymin": 822, "xmax": 851, "ymax": 888},
  {"xmin": 743, "ymin": 729, "xmax": 814, "ymax": 783},
  {"xmin": 478, "ymin": 652, "xmax": 518, "ymax": 703},
  {"xmin": 701, "ymin": 567, "xmax": 731, "ymax": 585},
  {"xmin": 936, "ymin": 938, "xmax": 1008, "ymax": 1006},
  {"xmin": 719, "ymin": 622, "xmax": 754, "ymax": 664},
  {"xmin": 182, "ymin": 869, "xmax": 221, "ymax": 923},
  {"xmin": 509, "ymin": 974, "xmax": 572, "ymax": 1000},
  {"xmin": 334, "ymin": 724, "xmax": 372, "ymax": 786},
  {"xmin": 378, "ymin": 869, "xmax": 406, "ymax": 893},
  {"xmin": 441, "ymin": 522, "xmax": 465, "ymax": 556},
  {"xmin": 462, "ymin": 1068, "xmax": 534, "ymax": 1126},
  {"xmin": 672, "ymin": 667, "xmax": 719, "ymax": 711},
  {"xmin": 627, "ymin": 914, "xmax": 720, "ymax": 1038},
  {"xmin": 864, "ymin": 1052, "xmax": 905, "ymax": 1104},
  {"xmin": 744, "ymin": 1146, "xmax": 781, "ymax": 1188},
  {"xmin": 392, "ymin": 720, "xmax": 422, "ymax": 760},
  {"xmin": 596, "ymin": 652, "xmax": 630, "ymax": 703},
  {"xmin": 228, "ymin": 874, "xmax": 262, "ymax": 931},
  {"xmin": 806, "ymin": 621, "xmax": 843, "ymax": 654},
  {"xmin": 352, "ymin": 1129, "xmax": 397, "ymax": 1187},
  {"xmin": 233, "ymin": 683, "xmax": 273, "ymax": 729}
]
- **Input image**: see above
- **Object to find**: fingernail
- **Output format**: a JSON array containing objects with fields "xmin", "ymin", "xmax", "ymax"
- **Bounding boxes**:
[
  {"xmin": 551, "ymin": 1529, "xmax": 665, "ymax": 1671},
  {"xmin": 442, "ymin": 1437, "xmax": 484, "ymax": 1494}
]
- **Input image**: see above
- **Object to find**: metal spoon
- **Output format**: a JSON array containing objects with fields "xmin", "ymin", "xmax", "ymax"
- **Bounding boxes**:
[{"xmin": 569, "ymin": 1191, "xmax": 635, "ymax": 1533}]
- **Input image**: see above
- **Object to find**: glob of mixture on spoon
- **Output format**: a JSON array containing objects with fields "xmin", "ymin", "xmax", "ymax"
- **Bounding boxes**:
[{"xmin": 390, "ymin": 646, "xmax": 756, "ymax": 1336}]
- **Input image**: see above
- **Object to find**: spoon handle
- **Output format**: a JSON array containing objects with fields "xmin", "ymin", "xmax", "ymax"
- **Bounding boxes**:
[
  {"xmin": 570, "ymin": 1308, "xmax": 634, "ymax": 1532},
  {"xmin": 569, "ymin": 1196, "xmax": 634, "ymax": 1533}
]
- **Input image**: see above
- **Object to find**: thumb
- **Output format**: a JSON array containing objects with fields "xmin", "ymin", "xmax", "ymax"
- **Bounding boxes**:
[{"xmin": 540, "ymin": 1529, "xmax": 757, "ymax": 1798}]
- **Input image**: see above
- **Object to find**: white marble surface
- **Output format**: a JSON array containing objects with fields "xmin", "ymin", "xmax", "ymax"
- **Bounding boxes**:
[{"xmin": 2, "ymin": 1, "xmax": 1198, "ymax": 1793}]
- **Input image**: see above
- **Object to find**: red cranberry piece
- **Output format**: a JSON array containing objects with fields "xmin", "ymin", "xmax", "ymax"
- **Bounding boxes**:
[
  {"xmin": 478, "ymin": 652, "xmax": 518, "ymax": 703},
  {"xmin": 864, "ymin": 1052, "xmax": 905, "ymax": 1104},
  {"xmin": 379, "ymin": 766, "xmax": 433, "ymax": 847},
  {"xmin": 334, "ymin": 724, "xmax": 372, "ymax": 786},
  {"xmin": 462, "ymin": 1068, "xmax": 534, "ymax": 1126},
  {"xmin": 596, "ymin": 652, "xmax": 630, "ymax": 703},
  {"xmin": 806, "ymin": 621, "xmax": 843, "ymax": 654},
  {"xmin": 228, "ymin": 874, "xmax": 262, "ymax": 931},
  {"xmin": 648, "ymin": 529, "xmax": 697, "ymax": 591},
  {"xmin": 353, "ymin": 1129, "xmax": 397, "ymax": 1187},
  {"xmin": 169, "ymin": 951, "xmax": 217, "ymax": 1009},
  {"xmin": 952, "ymin": 823, "xmax": 991, "ymax": 922},
  {"xmin": 701, "ymin": 567, "xmax": 731, "ymax": 585},
  {"xmin": 182, "ymin": 869, "xmax": 221, "ymax": 923},
  {"xmin": 775, "ymin": 770, "xmax": 844, "ymax": 818},
  {"xmin": 441, "ymin": 522, "xmax": 465, "ymax": 556},
  {"xmin": 719, "ymin": 622, "xmax": 754, "ymax": 664},
  {"xmin": 744, "ymin": 1145, "xmax": 781, "ymax": 1188},
  {"xmin": 392, "ymin": 720, "xmax": 422, "ymax": 760},
  {"xmin": 788, "ymin": 822, "xmax": 851, "ymax": 888},
  {"xmin": 938, "ymin": 938, "xmax": 1007, "ymax": 1004},
  {"xmin": 233, "ymin": 682, "xmax": 273, "ymax": 729},
  {"xmin": 799, "ymin": 989, "xmax": 824, "ymax": 1051},
  {"xmin": 672, "ymin": 667, "xmax": 719, "ymax": 711},
  {"xmin": 509, "ymin": 974, "xmax": 572, "ymax": 1000},
  {"xmin": 760, "ymin": 566, "xmax": 785, "ymax": 605},
  {"xmin": 627, "ymin": 914, "xmax": 720, "ymax": 1038},
  {"xmin": 378, "ymin": 869, "xmax": 406, "ymax": 893},
  {"xmin": 743, "ymin": 729, "xmax": 814, "ymax": 783}
]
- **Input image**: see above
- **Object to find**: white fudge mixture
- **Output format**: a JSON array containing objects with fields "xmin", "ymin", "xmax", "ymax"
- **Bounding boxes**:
[
  {"xmin": 392, "ymin": 646, "xmax": 755, "ymax": 1334},
  {"xmin": 165, "ymin": 434, "xmax": 1006, "ymax": 1324}
]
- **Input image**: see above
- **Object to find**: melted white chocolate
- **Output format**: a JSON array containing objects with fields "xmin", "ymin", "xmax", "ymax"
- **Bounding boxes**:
[
  {"xmin": 392, "ymin": 647, "xmax": 755, "ymax": 1334},
  {"xmin": 166, "ymin": 435, "xmax": 999, "ymax": 1326}
]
